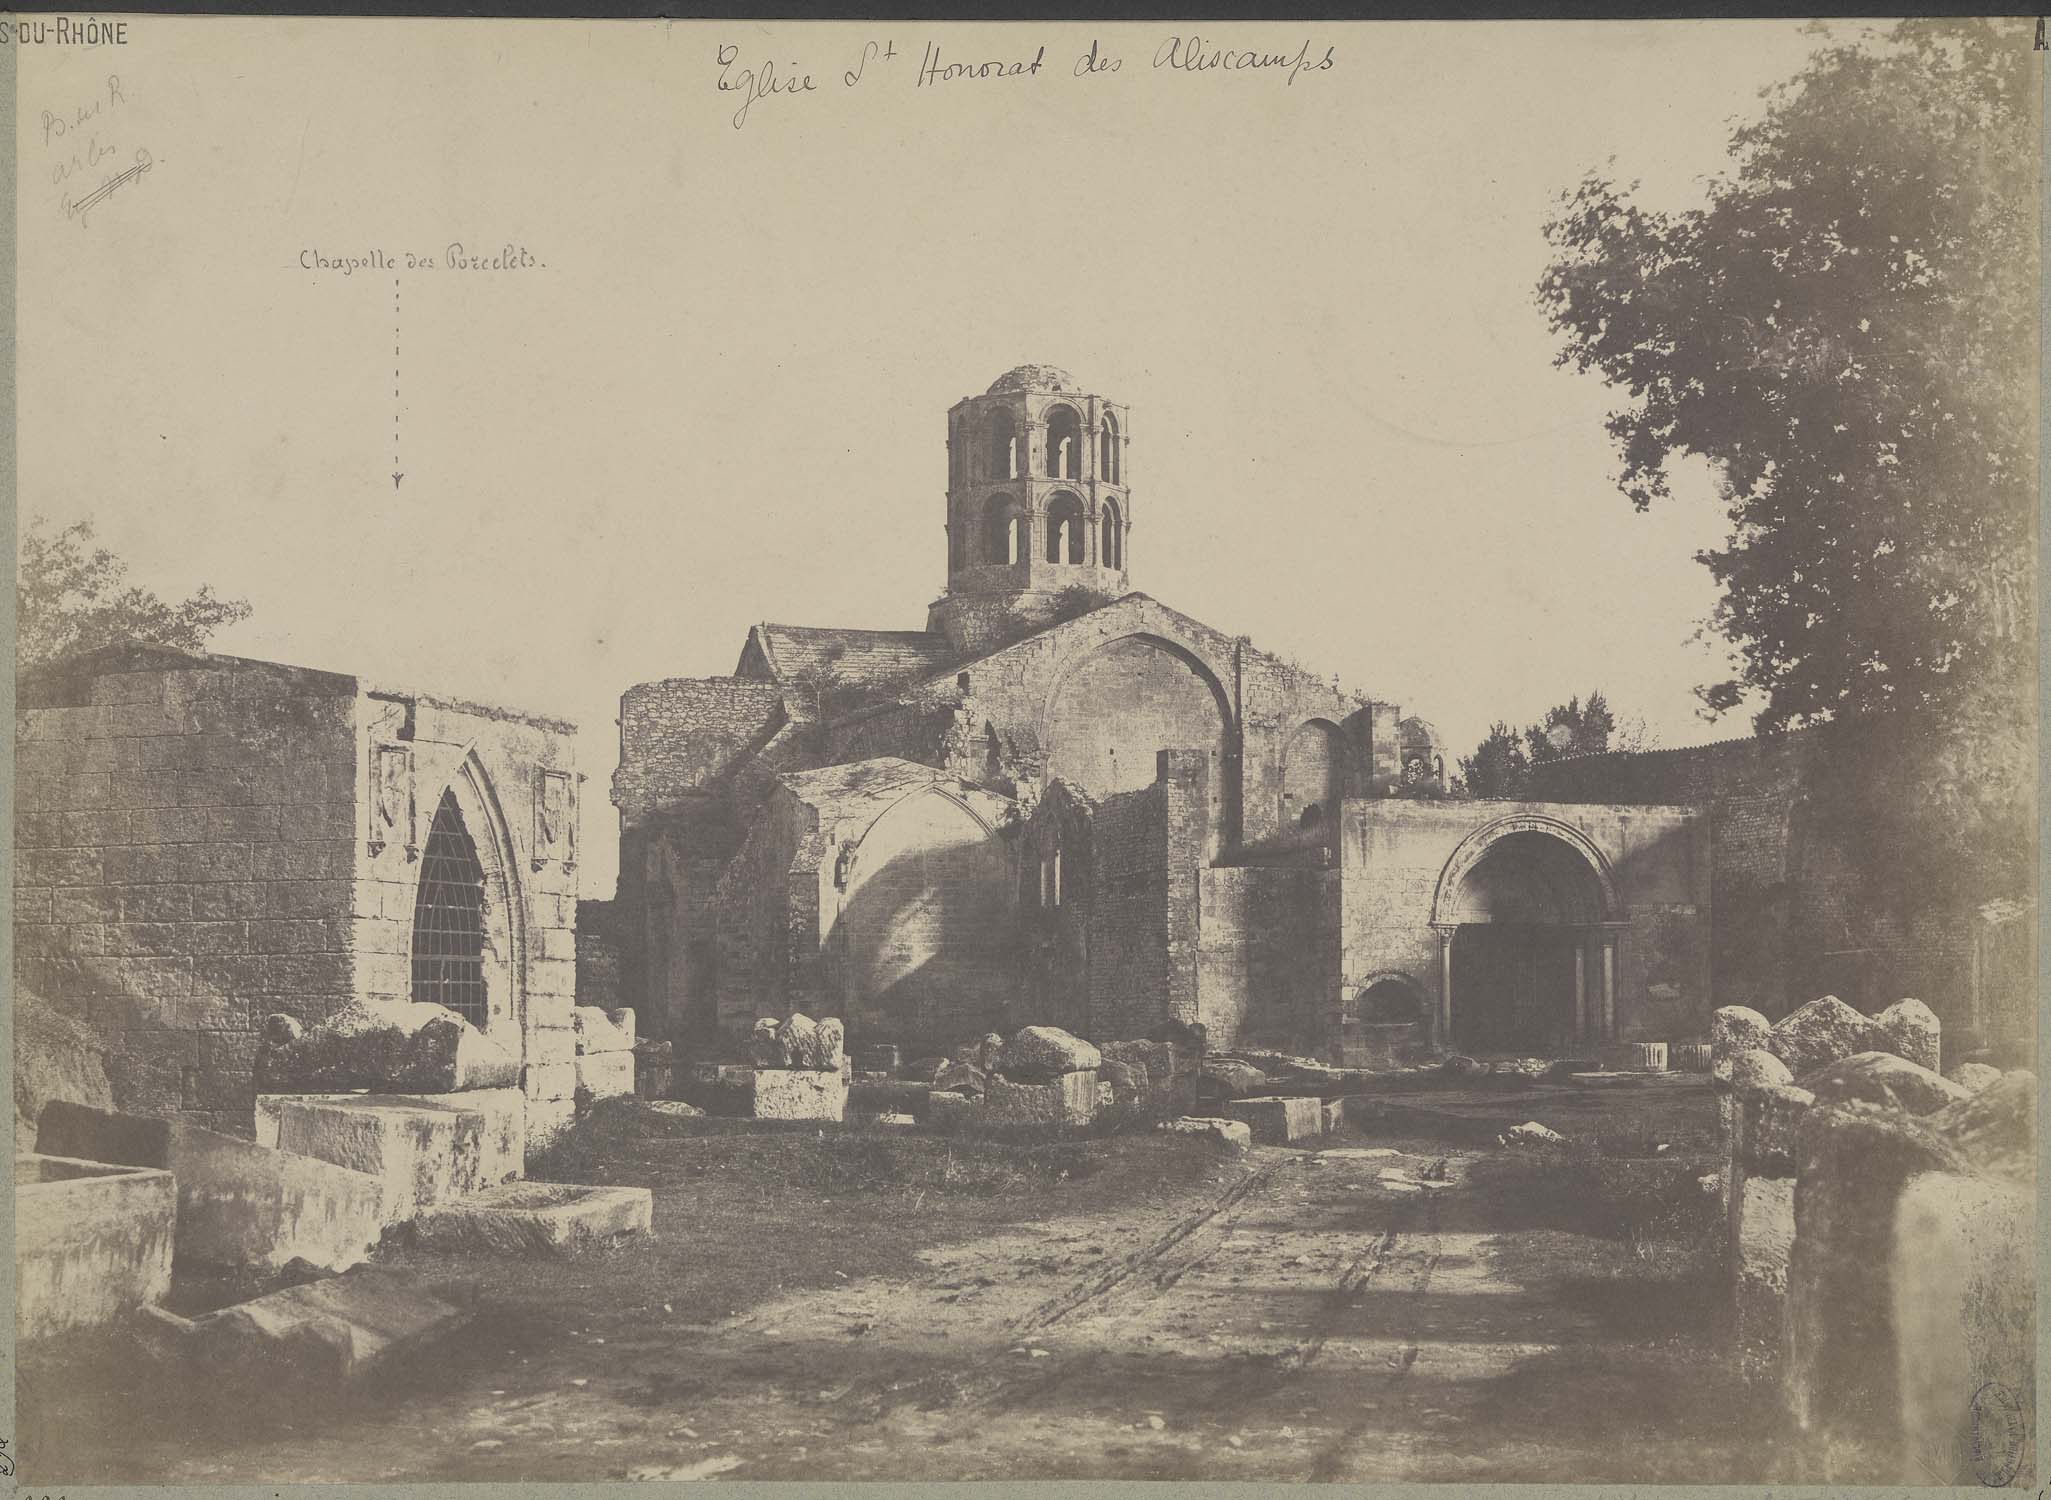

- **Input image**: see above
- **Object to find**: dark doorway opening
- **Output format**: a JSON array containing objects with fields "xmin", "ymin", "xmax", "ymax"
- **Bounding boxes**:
[{"xmin": 1453, "ymin": 924, "xmax": 1579, "ymax": 1054}]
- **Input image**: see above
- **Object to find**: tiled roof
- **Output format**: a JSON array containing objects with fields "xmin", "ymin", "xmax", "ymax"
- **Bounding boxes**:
[{"xmin": 743, "ymin": 624, "xmax": 959, "ymax": 690}]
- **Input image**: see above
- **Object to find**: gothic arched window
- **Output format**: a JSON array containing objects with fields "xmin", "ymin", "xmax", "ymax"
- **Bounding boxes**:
[{"xmin": 412, "ymin": 789, "xmax": 489, "ymax": 1028}]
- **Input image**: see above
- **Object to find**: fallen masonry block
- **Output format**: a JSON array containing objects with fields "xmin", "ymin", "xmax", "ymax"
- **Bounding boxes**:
[
  {"xmin": 740, "ymin": 1067, "xmax": 848, "ymax": 1122},
  {"xmin": 1800, "ymin": 1051, "xmax": 1966, "ymax": 1117},
  {"xmin": 996, "ymin": 1026, "xmax": 1102, "ymax": 1080},
  {"xmin": 1225, "ymin": 1095, "xmax": 1323, "ymax": 1146},
  {"xmin": 926, "ymin": 1089, "xmax": 978, "ymax": 1126},
  {"xmin": 1160, "ymin": 1116, "xmax": 1251, "ymax": 1155},
  {"xmin": 18, "ymin": 1153, "xmax": 175, "ymax": 1341},
  {"xmin": 1872, "ymin": 998, "xmax": 1940, "ymax": 1074},
  {"xmin": 257, "ymin": 1002, "xmax": 519, "ymax": 1095},
  {"xmin": 411, "ymin": 1181, "xmax": 653, "ymax": 1256},
  {"xmin": 575, "ymin": 1051, "xmax": 635, "ymax": 1105},
  {"xmin": 191, "ymin": 1265, "xmax": 469, "ymax": 1393},
  {"xmin": 1498, "ymin": 1121, "xmax": 1566, "ymax": 1147},
  {"xmin": 1318, "ymin": 1147, "xmax": 1399, "ymax": 1161},
  {"xmin": 254, "ymin": 1095, "xmax": 505, "ymax": 1224},
  {"xmin": 1767, "ymin": 995, "xmax": 1877, "ymax": 1078},
  {"xmin": 1321, "ymin": 1098, "xmax": 1345, "ymax": 1134},
  {"xmin": 983, "ymin": 1070, "xmax": 1100, "ymax": 1126},
  {"xmin": 572, "ymin": 1006, "xmax": 636, "ymax": 1055}
]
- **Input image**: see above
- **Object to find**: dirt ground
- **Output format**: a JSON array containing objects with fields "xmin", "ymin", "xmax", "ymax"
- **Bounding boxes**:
[{"xmin": 20, "ymin": 1074, "xmax": 1805, "ymax": 1485}]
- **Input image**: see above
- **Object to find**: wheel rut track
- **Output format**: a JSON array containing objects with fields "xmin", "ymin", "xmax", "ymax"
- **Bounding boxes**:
[{"xmin": 1013, "ymin": 1160, "xmax": 1281, "ymax": 1334}]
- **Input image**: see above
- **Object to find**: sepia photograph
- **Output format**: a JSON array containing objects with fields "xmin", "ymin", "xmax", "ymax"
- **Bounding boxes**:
[{"xmin": 8, "ymin": 14, "xmax": 2041, "ymax": 1488}]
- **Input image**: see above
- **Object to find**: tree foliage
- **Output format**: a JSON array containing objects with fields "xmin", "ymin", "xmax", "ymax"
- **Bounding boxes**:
[
  {"xmin": 1538, "ymin": 19, "xmax": 2034, "ymax": 894},
  {"xmin": 17, "ymin": 516, "xmax": 252, "ymax": 669},
  {"xmin": 1540, "ymin": 18, "xmax": 2033, "ymax": 731},
  {"xmin": 1460, "ymin": 691, "xmax": 1630, "ymax": 798}
]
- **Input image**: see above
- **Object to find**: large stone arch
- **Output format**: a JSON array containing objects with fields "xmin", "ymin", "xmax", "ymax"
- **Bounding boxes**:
[
  {"xmin": 1429, "ymin": 815, "xmax": 1620, "ymax": 1053},
  {"xmin": 1039, "ymin": 632, "xmax": 1234, "ymax": 809},
  {"xmin": 831, "ymin": 783, "xmax": 1017, "ymax": 1047},
  {"xmin": 415, "ymin": 747, "xmax": 527, "ymax": 1043}
]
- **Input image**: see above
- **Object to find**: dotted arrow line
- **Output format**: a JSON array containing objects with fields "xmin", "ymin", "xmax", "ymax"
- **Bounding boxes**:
[{"xmin": 392, "ymin": 277, "xmax": 403, "ymax": 490}]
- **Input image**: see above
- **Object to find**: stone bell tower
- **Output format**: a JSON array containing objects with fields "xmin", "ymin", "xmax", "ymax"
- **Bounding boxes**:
[{"xmin": 928, "ymin": 364, "xmax": 1132, "ymax": 655}]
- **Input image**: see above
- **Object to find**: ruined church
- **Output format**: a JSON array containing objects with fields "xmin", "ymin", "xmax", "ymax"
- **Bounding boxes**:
[{"xmin": 613, "ymin": 365, "xmax": 1713, "ymax": 1065}]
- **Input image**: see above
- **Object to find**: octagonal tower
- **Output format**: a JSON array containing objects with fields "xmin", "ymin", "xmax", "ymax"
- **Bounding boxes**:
[{"xmin": 928, "ymin": 364, "xmax": 1132, "ymax": 655}]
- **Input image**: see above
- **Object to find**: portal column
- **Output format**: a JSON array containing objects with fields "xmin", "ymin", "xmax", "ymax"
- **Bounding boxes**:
[
  {"xmin": 1600, "ymin": 933, "xmax": 1619, "ymax": 1040},
  {"xmin": 1435, "ymin": 926, "xmax": 1455, "ymax": 1050},
  {"xmin": 1573, "ymin": 939, "xmax": 1588, "ymax": 1041}
]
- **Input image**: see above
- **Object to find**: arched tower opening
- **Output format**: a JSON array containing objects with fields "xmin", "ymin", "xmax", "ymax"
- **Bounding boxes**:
[
  {"xmin": 1044, "ymin": 405, "xmax": 1083, "ymax": 480},
  {"xmin": 1045, "ymin": 492, "xmax": 1087, "ymax": 565}
]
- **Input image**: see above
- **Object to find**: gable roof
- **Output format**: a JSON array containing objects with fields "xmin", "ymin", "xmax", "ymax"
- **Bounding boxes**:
[{"xmin": 738, "ymin": 623, "xmax": 960, "ymax": 692}]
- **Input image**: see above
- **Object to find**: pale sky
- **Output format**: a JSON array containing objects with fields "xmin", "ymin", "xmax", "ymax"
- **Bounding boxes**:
[{"xmin": 16, "ymin": 18, "xmax": 1838, "ymax": 895}]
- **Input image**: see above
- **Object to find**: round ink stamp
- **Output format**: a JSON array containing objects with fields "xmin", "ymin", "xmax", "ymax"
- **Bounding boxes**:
[{"xmin": 1969, "ymin": 1379, "xmax": 2028, "ymax": 1487}]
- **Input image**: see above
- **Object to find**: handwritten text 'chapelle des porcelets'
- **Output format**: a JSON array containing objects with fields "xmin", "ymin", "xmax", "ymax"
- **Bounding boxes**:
[{"xmin": 716, "ymin": 35, "xmax": 1338, "ymax": 130}]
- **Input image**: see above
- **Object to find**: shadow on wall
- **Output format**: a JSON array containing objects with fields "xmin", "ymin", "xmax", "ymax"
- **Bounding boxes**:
[{"xmin": 822, "ymin": 799, "xmax": 1023, "ymax": 1054}]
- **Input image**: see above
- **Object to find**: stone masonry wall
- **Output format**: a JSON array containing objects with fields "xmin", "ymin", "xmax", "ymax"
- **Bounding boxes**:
[
  {"xmin": 15, "ymin": 654, "xmax": 360, "ymax": 1137},
  {"xmin": 1527, "ymin": 733, "xmax": 1982, "ymax": 1033}
]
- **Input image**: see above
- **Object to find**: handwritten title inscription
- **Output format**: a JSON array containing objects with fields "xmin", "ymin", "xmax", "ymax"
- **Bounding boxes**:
[
  {"xmin": 716, "ymin": 34, "xmax": 1338, "ymax": 130},
  {"xmin": 42, "ymin": 73, "xmax": 153, "ymax": 225}
]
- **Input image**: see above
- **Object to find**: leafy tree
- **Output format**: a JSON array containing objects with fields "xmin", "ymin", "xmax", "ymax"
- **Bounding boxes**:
[
  {"xmin": 1524, "ymin": 691, "xmax": 1616, "ymax": 768},
  {"xmin": 17, "ymin": 515, "xmax": 252, "ymax": 669},
  {"xmin": 1461, "ymin": 691, "xmax": 1631, "ymax": 797},
  {"xmin": 1537, "ymin": 19, "xmax": 2034, "ymax": 894},
  {"xmin": 1459, "ymin": 721, "xmax": 1530, "ymax": 799}
]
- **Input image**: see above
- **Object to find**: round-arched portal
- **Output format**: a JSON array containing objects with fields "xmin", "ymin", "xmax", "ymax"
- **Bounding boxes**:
[
  {"xmin": 1438, "ymin": 826, "xmax": 1610, "ymax": 1054},
  {"xmin": 832, "ymin": 787, "xmax": 1017, "ymax": 1047},
  {"xmin": 1042, "ymin": 637, "xmax": 1232, "ymax": 852}
]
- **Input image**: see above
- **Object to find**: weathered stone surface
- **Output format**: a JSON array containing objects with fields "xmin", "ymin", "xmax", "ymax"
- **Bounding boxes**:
[
  {"xmin": 1892, "ymin": 1171, "xmax": 2037, "ymax": 1486},
  {"xmin": 932, "ymin": 1059, "xmax": 988, "ymax": 1096},
  {"xmin": 1498, "ymin": 1120, "xmax": 1567, "ymax": 1147},
  {"xmin": 1728, "ymin": 1047, "xmax": 1794, "ymax": 1093},
  {"xmin": 810, "ymin": 1017, "xmax": 847, "ymax": 1072},
  {"xmin": 1733, "ymin": 1174, "xmax": 1795, "ymax": 1354},
  {"xmin": 575, "ymin": 1051, "xmax": 635, "ymax": 1106},
  {"xmin": 1945, "ymin": 1061, "xmax": 2004, "ymax": 1095},
  {"xmin": 192, "ymin": 1266, "xmax": 469, "ymax": 1391},
  {"xmin": 1321, "ymin": 1097, "xmax": 1346, "ymax": 1134},
  {"xmin": 997, "ymin": 1026, "xmax": 1102, "ymax": 1080},
  {"xmin": 1226, "ymin": 1095, "xmax": 1322, "ymax": 1146},
  {"xmin": 1766, "ymin": 995, "xmax": 1876, "ymax": 1078},
  {"xmin": 1160, "ymin": 1116, "xmax": 1251, "ymax": 1154},
  {"xmin": 573, "ymin": 1006, "xmax": 636, "ymax": 1055},
  {"xmin": 254, "ymin": 1095, "xmax": 496, "ymax": 1224},
  {"xmin": 42, "ymin": 1104, "xmax": 388, "ymax": 1272},
  {"xmin": 1738, "ymin": 1081, "xmax": 1816, "ymax": 1177},
  {"xmin": 15, "ymin": 988, "xmax": 116, "ymax": 1155},
  {"xmin": 1203, "ymin": 1058, "xmax": 1271, "ymax": 1096},
  {"xmin": 1442, "ymin": 1054, "xmax": 1485, "ymax": 1077},
  {"xmin": 983, "ymin": 1071, "xmax": 1100, "ymax": 1126},
  {"xmin": 1491, "ymin": 1057, "xmax": 1553, "ymax": 1078},
  {"xmin": 978, "ymin": 1033, "xmax": 1007, "ymax": 1071},
  {"xmin": 905, "ymin": 1055, "xmax": 948, "ymax": 1084},
  {"xmin": 746, "ymin": 1067, "xmax": 848, "ymax": 1122},
  {"xmin": 1711, "ymin": 1006, "xmax": 1774, "ymax": 1082},
  {"xmin": 1871, "ymin": 997, "xmax": 1940, "ymax": 1073},
  {"xmin": 641, "ymin": 1099, "xmax": 705, "ymax": 1119},
  {"xmin": 1926, "ymin": 1069, "xmax": 2035, "ymax": 1180},
  {"xmin": 257, "ymin": 1001, "xmax": 519, "ymax": 1095},
  {"xmin": 778, "ymin": 1013, "xmax": 821, "ymax": 1068},
  {"xmin": 411, "ymin": 1182, "xmax": 653, "ymax": 1255},
  {"xmin": 749, "ymin": 1017, "xmax": 785, "ymax": 1067},
  {"xmin": 857, "ymin": 1045, "xmax": 901, "ymax": 1074},
  {"xmin": 1100, "ymin": 1058, "xmax": 1144, "ymax": 1105},
  {"xmin": 18, "ymin": 1153, "xmax": 176, "ymax": 1340},
  {"xmin": 1669, "ymin": 1042, "xmax": 1713, "ymax": 1073},
  {"xmin": 1788, "ymin": 1102, "xmax": 1963, "ymax": 1440},
  {"xmin": 925, "ymin": 1089, "xmax": 978, "ymax": 1126},
  {"xmin": 1800, "ymin": 1051, "xmax": 1967, "ymax": 1117}
]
